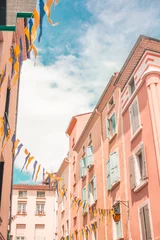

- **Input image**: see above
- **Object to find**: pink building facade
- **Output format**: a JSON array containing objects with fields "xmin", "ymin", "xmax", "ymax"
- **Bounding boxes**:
[
  {"xmin": 0, "ymin": 2, "xmax": 36, "ymax": 239},
  {"xmin": 60, "ymin": 36, "xmax": 160, "ymax": 240},
  {"xmin": 11, "ymin": 184, "xmax": 56, "ymax": 240}
]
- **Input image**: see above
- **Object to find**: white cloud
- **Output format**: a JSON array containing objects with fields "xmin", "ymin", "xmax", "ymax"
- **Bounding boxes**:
[{"xmin": 15, "ymin": 0, "xmax": 160, "ymax": 177}]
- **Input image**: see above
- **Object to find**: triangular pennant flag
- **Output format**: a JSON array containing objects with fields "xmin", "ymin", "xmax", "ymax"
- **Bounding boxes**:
[
  {"xmin": 14, "ymin": 143, "xmax": 23, "ymax": 161},
  {"xmin": 32, "ymin": 160, "xmax": 38, "ymax": 180}
]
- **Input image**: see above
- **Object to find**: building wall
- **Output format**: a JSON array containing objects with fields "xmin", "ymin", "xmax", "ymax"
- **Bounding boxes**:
[
  {"xmin": 57, "ymin": 161, "xmax": 70, "ymax": 239},
  {"xmin": 122, "ymin": 51, "xmax": 160, "ymax": 240},
  {"xmin": 0, "ymin": 18, "xmax": 28, "ymax": 240},
  {"xmin": 11, "ymin": 185, "xmax": 56, "ymax": 240}
]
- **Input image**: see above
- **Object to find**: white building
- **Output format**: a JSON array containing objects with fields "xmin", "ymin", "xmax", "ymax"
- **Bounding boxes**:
[{"xmin": 11, "ymin": 184, "xmax": 57, "ymax": 240}]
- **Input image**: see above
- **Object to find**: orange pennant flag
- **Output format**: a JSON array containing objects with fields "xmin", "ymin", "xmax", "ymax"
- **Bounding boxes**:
[
  {"xmin": 35, "ymin": 164, "xmax": 41, "ymax": 181},
  {"xmin": 26, "ymin": 156, "xmax": 34, "ymax": 169}
]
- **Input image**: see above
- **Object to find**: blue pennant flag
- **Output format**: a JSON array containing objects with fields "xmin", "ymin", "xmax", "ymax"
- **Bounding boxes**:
[
  {"xmin": 19, "ymin": 37, "xmax": 23, "ymax": 64},
  {"xmin": 14, "ymin": 143, "xmax": 23, "ymax": 161},
  {"xmin": 38, "ymin": 0, "xmax": 45, "ymax": 42},
  {"xmin": 21, "ymin": 153, "xmax": 30, "ymax": 172},
  {"xmin": 32, "ymin": 160, "xmax": 38, "ymax": 180}
]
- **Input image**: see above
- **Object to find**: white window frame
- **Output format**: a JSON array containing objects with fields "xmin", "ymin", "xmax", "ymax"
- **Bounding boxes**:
[
  {"xmin": 37, "ymin": 191, "xmax": 45, "ymax": 198},
  {"xmin": 138, "ymin": 199, "xmax": 154, "ymax": 240},
  {"xmin": 133, "ymin": 142, "xmax": 147, "ymax": 191},
  {"xmin": 88, "ymin": 176, "xmax": 97, "ymax": 205},
  {"xmin": 106, "ymin": 112, "xmax": 117, "ymax": 140},
  {"xmin": 18, "ymin": 191, "xmax": 27, "ymax": 198},
  {"xmin": 36, "ymin": 202, "xmax": 45, "ymax": 214},
  {"xmin": 17, "ymin": 202, "xmax": 27, "ymax": 214},
  {"xmin": 108, "ymin": 95, "xmax": 115, "ymax": 111},
  {"xmin": 129, "ymin": 97, "xmax": 141, "ymax": 138}
]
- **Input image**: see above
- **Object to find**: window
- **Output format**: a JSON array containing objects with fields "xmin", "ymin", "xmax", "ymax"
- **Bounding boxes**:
[
  {"xmin": 92, "ymin": 229, "xmax": 97, "ymax": 240},
  {"xmin": 16, "ymin": 224, "xmax": 26, "ymax": 240},
  {"xmin": 80, "ymin": 158, "xmax": 86, "ymax": 178},
  {"xmin": 66, "ymin": 220, "xmax": 69, "ymax": 235},
  {"xmin": 106, "ymin": 151, "xmax": 120, "ymax": 190},
  {"xmin": 35, "ymin": 224, "xmax": 45, "ymax": 240},
  {"xmin": 73, "ymin": 217, "xmax": 77, "ymax": 227},
  {"xmin": 62, "ymin": 197, "xmax": 64, "ymax": 212},
  {"xmin": 129, "ymin": 98, "xmax": 140, "ymax": 136},
  {"xmin": 17, "ymin": 202, "xmax": 27, "ymax": 214},
  {"xmin": 129, "ymin": 77, "xmax": 135, "ymax": 95},
  {"xmin": 0, "ymin": 161, "xmax": 4, "ymax": 205},
  {"xmin": 89, "ymin": 133, "xmax": 92, "ymax": 142},
  {"xmin": 88, "ymin": 176, "xmax": 97, "ymax": 205},
  {"xmin": 5, "ymin": 87, "xmax": 11, "ymax": 117},
  {"xmin": 72, "ymin": 138, "xmax": 75, "ymax": 148},
  {"xmin": 106, "ymin": 113, "xmax": 116, "ymax": 139},
  {"xmin": 83, "ymin": 145, "xmax": 85, "ymax": 153},
  {"xmin": 82, "ymin": 187, "xmax": 87, "ymax": 213},
  {"xmin": 62, "ymin": 225, "xmax": 64, "ymax": 236},
  {"xmin": 108, "ymin": 96, "xmax": 114, "ymax": 109},
  {"xmin": 139, "ymin": 203, "xmax": 152, "ymax": 240},
  {"xmin": 18, "ymin": 191, "xmax": 27, "ymax": 198},
  {"xmin": 37, "ymin": 191, "xmax": 45, "ymax": 198},
  {"xmin": 36, "ymin": 203, "xmax": 45, "ymax": 214},
  {"xmin": 86, "ymin": 146, "xmax": 94, "ymax": 168},
  {"xmin": 129, "ymin": 143, "xmax": 147, "ymax": 190}
]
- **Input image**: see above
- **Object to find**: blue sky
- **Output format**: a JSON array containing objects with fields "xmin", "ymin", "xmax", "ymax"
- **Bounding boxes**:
[{"xmin": 13, "ymin": 0, "xmax": 160, "ymax": 184}]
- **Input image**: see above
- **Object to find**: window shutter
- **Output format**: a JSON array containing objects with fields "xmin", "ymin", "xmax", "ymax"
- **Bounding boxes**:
[
  {"xmin": 106, "ymin": 160, "xmax": 111, "ymax": 190},
  {"xmin": 86, "ymin": 146, "xmax": 93, "ymax": 167},
  {"xmin": 18, "ymin": 203, "xmax": 21, "ymax": 212},
  {"xmin": 130, "ymin": 105, "xmax": 135, "ymax": 134},
  {"xmin": 139, "ymin": 207, "xmax": 147, "ymax": 240},
  {"xmin": 82, "ymin": 188, "xmax": 86, "ymax": 202},
  {"xmin": 88, "ymin": 183, "xmax": 90, "ymax": 205},
  {"xmin": 106, "ymin": 118, "xmax": 110, "ymax": 139},
  {"xmin": 80, "ymin": 159, "xmax": 82, "ymax": 178},
  {"xmin": 110, "ymin": 151, "xmax": 119, "ymax": 184},
  {"xmin": 129, "ymin": 155, "xmax": 136, "ymax": 189},
  {"xmin": 93, "ymin": 176, "xmax": 97, "ymax": 201},
  {"xmin": 112, "ymin": 113, "xmax": 116, "ymax": 134},
  {"xmin": 141, "ymin": 143, "xmax": 147, "ymax": 180},
  {"xmin": 133, "ymin": 100, "xmax": 140, "ymax": 131},
  {"xmin": 82, "ymin": 158, "xmax": 86, "ymax": 176},
  {"xmin": 144, "ymin": 205, "xmax": 152, "ymax": 240}
]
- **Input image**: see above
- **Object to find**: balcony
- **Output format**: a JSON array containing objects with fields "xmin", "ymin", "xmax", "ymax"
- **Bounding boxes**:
[{"xmin": 0, "ymin": 0, "xmax": 37, "ymax": 31}]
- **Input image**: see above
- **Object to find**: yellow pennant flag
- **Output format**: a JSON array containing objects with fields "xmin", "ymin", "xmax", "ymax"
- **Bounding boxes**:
[
  {"xmin": 44, "ymin": 0, "xmax": 59, "ymax": 26},
  {"xmin": 9, "ymin": 44, "xmax": 20, "ymax": 89},
  {"xmin": 14, "ymin": 44, "xmax": 20, "ymax": 58},
  {"xmin": 35, "ymin": 164, "xmax": 41, "ymax": 181},
  {"xmin": 24, "ymin": 148, "xmax": 29, "ymax": 155},
  {"xmin": 13, "ymin": 139, "xmax": 20, "ymax": 154},
  {"xmin": 26, "ymin": 156, "xmax": 34, "ymax": 169},
  {"xmin": 2, "ymin": 129, "xmax": 12, "ymax": 152}
]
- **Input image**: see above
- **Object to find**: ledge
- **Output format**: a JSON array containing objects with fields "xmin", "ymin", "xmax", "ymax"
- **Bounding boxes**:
[
  {"xmin": 0, "ymin": 26, "xmax": 16, "ymax": 31},
  {"xmin": 87, "ymin": 164, "xmax": 94, "ymax": 171},
  {"xmin": 17, "ymin": 213, "xmax": 27, "ymax": 216},
  {"xmin": 109, "ymin": 132, "xmax": 117, "ymax": 143},
  {"xmin": 110, "ymin": 180, "xmax": 120, "ymax": 191},
  {"xmin": 134, "ymin": 180, "xmax": 148, "ymax": 193},
  {"xmin": 130, "ymin": 125, "xmax": 142, "ymax": 142},
  {"xmin": 108, "ymin": 103, "xmax": 115, "ymax": 115}
]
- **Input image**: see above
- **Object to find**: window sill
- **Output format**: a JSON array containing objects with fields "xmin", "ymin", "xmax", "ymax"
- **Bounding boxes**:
[
  {"xmin": 108, "ymin": 103, "xmax": 115, "ymax": 115},
  {"xmin": 130, "ymin": 126, "xmax": 142, "ymax": 142},
  {"xmin": 18, "ymin": 197, "xmax": 27, "ymax": 199},
  {"xmin": 110, "ymin": 180, "xmax": 120, "ymax": 191},
  {"xmin": 36, "ymin": 197, "xmax": 46, "ymax": 200},
  {"xmin": 88, "ymin": 139, "xmax": 92, "ymax": 146},
  {"xmin": 82, "ymin": 152, "xmax": 85, "ymax": 158},
  {"xmin": 134, "ymin": 180, "xmax": 148, "ymax": 193},
  {"xmin": 117, "ymin": 237, "xmax": 124, "ymax": 240},
  {"xmin": 17, "ymin": 212, "xmax": 27, "ymax": 216},
  {"xmin": 109, "ymin": 132, "xmax": 117, "ymax": 143},
  {"xmin": 82, "ymin": 211, "xmax": 88, "ymax": 216},
  {"xmin": 61, "ymin": 209, "xmax": 65, "ymax": 213},
  {"xmin": 35, "ymin": 213, "xmax": 46, "ymax": 216}
]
